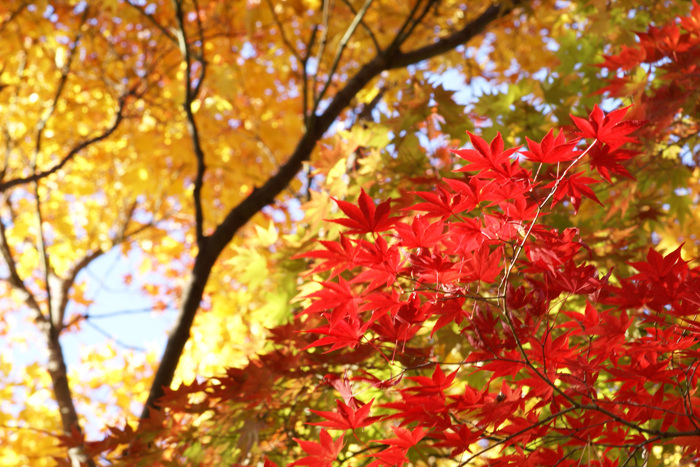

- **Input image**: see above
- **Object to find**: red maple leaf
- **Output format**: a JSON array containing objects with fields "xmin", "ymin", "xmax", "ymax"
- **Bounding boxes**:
[
  {"xmin": 465, "ymin": 244, "xmax": 502, "ymax": 284},
  {"xmin": 433, "ymin": 424, "xmax": 483, "ymax": 456},
  {"xmin": 597, "ymin": 44, "xmax": 647, "ymax": 71},
  {"xmin": 331, "ymin": 188, "xmax": 399, "ymax": 234},
  {"xmin": 323, "ymin": 372, "xmax": 361, "ymax": 410},
  {"xmin": 587, "ymin": 143, "xmax": 636, "ymax": 183},
  {"xmin": 395, "ymin": 217, "xmax": 444, "ymax": 249},
  {"xmin": 544, "ymin": 171, "xmax": 602, "ymax": 214},
  {"xmin": 304, "ymin": 317, "xmax": 370, "ymax": 353},
  {"xmin": 295, "ymin": 234, "xmax": 359, "ymax": 276},
  {"xmin": 522, "ymin": 128, "xmax": 580, "ymax": 163},
  {"xmin": 569, "ymin": 104, "xmax": 641, "ymax": 150},
  {"xmin": 309, "ymin": 398, "xmax": 382, "ymax": 430},
  {"xmin": 628, "ymin": 245, "xmax": 688, "ymax": 284},
  {"xmin": 367, "ymin": 447, "xmax": 409, "ymax": 467},
  {"xmin": 411, "ymin": 184, "xmax": 477, "ymax": 219},
  {"xmin": 453, "ymin": 131, "xmax": 522, "ymax": 179},
  {"xmin": 290, "ymin": 429, "xmax": 344, "ymax": 467},
  {"xmin": 405, "ymin": 364, "xmax": 458, "ymax": 397},
  {"xmin": 373, "ymin": 425, "xmax": 427, "ymax": 449},
  {"xmin": 299, "ymin": 277, "xmax": 361, "ymax": 324}
]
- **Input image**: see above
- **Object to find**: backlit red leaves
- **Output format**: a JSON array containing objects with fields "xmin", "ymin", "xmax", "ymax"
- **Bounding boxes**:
[
  {"xmin": 405, "ymin": 365, "xmax": 457, "ymax": 397},
  {"xmin": 289, "ymin": 61, "xmax": 700, "ymax": 464},
  {"xmin": 368, "ymin": 426, "xmax": 427, "ymax": 466},
  {"xmin": 544, "ymin": 171, "xmax": 602, "ymax": 213},
  {"xmin": 453, "ymin": 131, "xmax": 522, "ymax": 179},
  {"xmin": 291, "ymin": 430, "xmax": 344, "ymax": 467},
  {"xmin": 465, "ymin": 244, "xmax": 502, "ymax": 284},
  {"xmin": 570, "ymin": 104, "xmax": 641, "ymax": 150},
  {"xmin": 522, "ymin": 129, "xmax": 580, "ymax": 164},
  {"xmin": 309, "ymin": 398, "xmax": 382, "ymax": 430},
  {"xmin": 332, "ymin": 188, "xmax": 399, "ymax": 234},
  {"xmin": 373, "ymin": 425, "xmax": 427, "ymax": 449},
  {"xmin": 304, "ymin": 317, "xmax": 370, "ymax": 352},
  {"xmin": 587, "ymin": 143, "xmax": 636, "ymax": 183}
]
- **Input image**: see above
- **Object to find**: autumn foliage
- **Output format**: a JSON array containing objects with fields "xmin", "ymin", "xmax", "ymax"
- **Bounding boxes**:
[
  {"xmin": 3, "ymin": 0, "xmax": 700, "ymax": 466},
  {"xmin": 79, "ymin": 3, "xmax": 700, "ymax": 465}
]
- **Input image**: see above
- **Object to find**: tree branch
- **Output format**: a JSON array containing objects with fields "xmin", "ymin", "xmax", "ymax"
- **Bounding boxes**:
[
  {"xmin": 173, "ymin": 0, "xmax": 207, "ymax": 249},
  {"xmin": 313, "ymin": 0, "xmax": 375, "ymax": 114},
  {"xmin": 390, "ymin": 3, "xmax": 508, "ymax": 69},
  {"xmin": 126, "ymin": 0, "xmax": 178, "ymax": 43},
  {"xmin": 139, "ymin": 1, "xmax": 520, "ymax": 425},
  {"xmin": 0, "ymin": 91, "xmax": 131, "ymax": 192},
  {"xmin": 339, "ymin": 0, "xmax": 381, "ymax": 53},
  {"xmin": 0, "ymin": 207, "xmax": 44, "ymax": 321}
]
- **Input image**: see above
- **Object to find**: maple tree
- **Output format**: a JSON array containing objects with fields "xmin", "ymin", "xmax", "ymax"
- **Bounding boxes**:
[
  {"xmin": 109, "ymin": 3, "xmax": 700, "ymax": 465},
  {"xmin": 1, "ymin": 0, "xmax": 699, "ymax": 466}
]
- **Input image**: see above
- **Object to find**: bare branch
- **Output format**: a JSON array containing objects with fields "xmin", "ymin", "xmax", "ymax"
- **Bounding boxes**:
[
  {"xmin": 33, "ymin": 8, "xmax": 89, "ymax": 157},
  {"xmin": 0, "ymin": 207, "xmax": 44, "ymax": 321},
  {"xmin": 390, "ymin": 3, "xmax": 510, "ymax": 69},
  {"xmin": 384, "ymin": 0, "xmax": 426, "ymax": 55},
  {"xmin": 173, "ymin": 0, "xmax": 207, "ymax": 248},
  {"xmin": 32, "ymin": 183, "xmax": 53, "ymax": 327},
  {"xmin": 0, "ymin": 92, "xmax": 131, "ymax": 192},
  {"xmin": 85, "ymin": 320, "xmax": 147, "ymax": 352},
  {"xmin": 52, "ymin": 250, "xmax": 103, "ymax": 332},
  {"xmin": 302, "ymin": 25, "xmax": 318, "ymax": 125},
  {"xmin": 126, "ymin": 0, "xmax": 177, "ymax": 43},
  {"xmin": 313, "ymin": 0, "xmax": 375, "ymax": 114},
  {"xmin": 312, "ymin": 0, "xmax": 332, "ymax": 104},
  {"xmin": 265, "ymin": 0, "xmax": 302, "ymax": 63},
  {"xmin": 29, "ymin": 11, "xmax": 89, "ymax": 333},
  {"xmin": 0, "ymin": 1, "xmax": 29, "ymax": 36},
  {"xmin": 457, "ymin": 407, "xmax": 578, "ymax": 466},
  {"xmin": 339, "ymin": 0, "xmax": 381, "ymax": 53},
  {"xmin": 86, "ymin": 304, "xmax": 176, "ymax": 320}
]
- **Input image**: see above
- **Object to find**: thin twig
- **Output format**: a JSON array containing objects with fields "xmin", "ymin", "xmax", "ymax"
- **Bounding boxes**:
[
  {"xmin": 313, "ymin": 0, "xmax": 375, "ymax": 115},
  {"xmin": 338, "ymin": 0, "xmax": 381, "ymax": 53},
  {"xmin": 458, "ymin": 407, "xmax": 578, "ymax": 466},
  {"xmin": 264, "ymin": 0, "xmax": 302, "ymax": 63},
  {"xmin": 312, "ymin": 0, "xmax": 332, "ymax": 106},
  {"xmin": 85, "ymin": 320, "xmax": 147, "ymax": 352},
  {"xmin": 0, "ymin": 91, "xmax": 132, "ymax": 192}
]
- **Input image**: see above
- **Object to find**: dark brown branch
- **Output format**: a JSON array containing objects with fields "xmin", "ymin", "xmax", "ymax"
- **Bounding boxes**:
[
  {"xmin": 0, "ymin": 209, "xmax": 44, "ymax": 320},
  {"xmin": 0, "ymin": 92, "xmax": 130, "ymax": 192},
  {"xmin": 311, "ymin": 0, "xmax": 332, "ymax": 104},
  {"xmin": 390, "ymin": 3, "xmax": 507, "ymax": 69},
  {"xmin": 384, "ymin": 0, "xmax": 426, "ymax": 56},
  {"xmin": 126, "ymin": 0, "xmax": 178, "ymax": 43},
  {"xmin": 302, "ymin": 25, "xmax": 318, "ymax": 125},
  {"xmin": 139, "ymin": 1, "xmax": 519, "ymax": 424},
  {"xmin": 0, "ymin": 207, "xmax": 95, "ymax": 466},
  {"xmin": 394, "ymin": 0, "xmax": 437, "ymax": 50},
  {"xmin": 0, "ymin": 2, "xmax": 29, "ymax": 36},
  {"xmin": 173, "ymin": 0, "xmax": 207, "ymax": 248},
  {"xmin": 265, "ymin": 0, "xmax": 302, "ymax": 63},
  {"xmin": 313, "ymin": 0, "xmax": 375, "ymax": 113}
]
